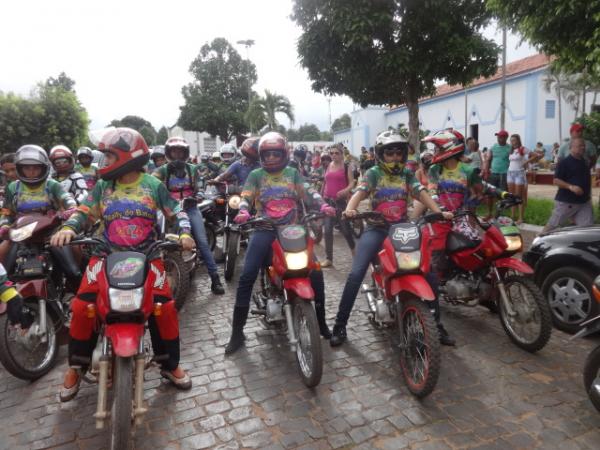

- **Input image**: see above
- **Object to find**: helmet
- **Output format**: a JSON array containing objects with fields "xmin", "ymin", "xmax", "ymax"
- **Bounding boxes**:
[
  {"xmin": 258, "ymin": 132, "xmax": 288, "ymax": 173},
  {"xmin": 151, "ymin": 146, "xmax": 166, "ymax": 161},
  {"xmin": 240, "ymin": 137, "xmax": 259, "ymax": 161},
  {"xmin": 293, "ymin": 144, "xmax": 308, "ymax": 162},
  {"xmin": 200, "ymin": 153, "xmax": 209, "ymax": 163},
  {"xmin": 97, "ymin": 127, "xmax": 150, "ymax": 180},
  {"xmin": 424, "ymin": 129, "xmax": 465, "ymax": 164},
  {"xmin": 374, "ymin": 130, "xmax": 408, "ymax": 175},
  {"xmin": 49, "ymin": 145, "xmax": 75, "ymax": 172},
  {"xmin": 15, "ymin": 145, "xmax": 50, "ymax": 185},
  {"xmin": 211, "ymin": 151, "xmax": 221, "ymax": 161},
  {"xmin": 164, "ymin": 137, "xmax": 189, "ymax": 161},
  {"xmin": 77, "ymin": 146, "xmax": 93, "ymax": 162},
  {"xmin": 220, "ymin": 143, "xmax": 237, "ymax": 163},
  {"xmin": 420, "ymin": 150, "xmax": 435, "ymax": 170}
]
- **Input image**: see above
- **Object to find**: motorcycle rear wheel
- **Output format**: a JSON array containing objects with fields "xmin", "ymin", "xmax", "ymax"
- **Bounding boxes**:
[
  {"xmin": 293, "ymin": 300, "xmax": 323, "ymax": 388},
  {"xmin": 583, "ymin": 346, "xmax": 600, "ymax": 413},
  {"xmin": 397, "ymin": 298, "xmax": 441, "ymax": 398},
  {"xmin": 499, "ymin": 275, "xmax": 551, "ymax": 353},
  {"xmin": 0, "ymin": 303, "xmax": 58, "ymax": 380},
  {"xmin": 224, "ymin": 231, "xmax": 240, "ymax": 281},
  {"xmin": 110, "ymin": 356, "xmax": 133, "ymax": 450}
]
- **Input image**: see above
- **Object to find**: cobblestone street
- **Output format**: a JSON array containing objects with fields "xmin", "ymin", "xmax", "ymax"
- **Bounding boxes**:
[{"xmin": 1, "ymin": 237, "xmax": 600, "ymax": 450}]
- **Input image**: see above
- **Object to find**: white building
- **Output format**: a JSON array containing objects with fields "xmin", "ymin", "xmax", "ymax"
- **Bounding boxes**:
[
  {"xmin": 334, "ymin": 54, "xmax": 595, "ymax": 157},
  {"xmin": 168, "ymin": 126, "xmax": 225, "ymax": 158}
]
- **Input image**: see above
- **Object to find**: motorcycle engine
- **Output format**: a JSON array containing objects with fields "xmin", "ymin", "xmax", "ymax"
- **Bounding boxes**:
[
  {"xmin": 266, "ymin": 298, "xmax": 284, "ymax": 322},
  {"xmin": 441, "ymin": 274, "xmax": 478, "ymax": 304},
  {"xmin": 15, "ymin": 252, "xmax": 47, "ymax": 278}
]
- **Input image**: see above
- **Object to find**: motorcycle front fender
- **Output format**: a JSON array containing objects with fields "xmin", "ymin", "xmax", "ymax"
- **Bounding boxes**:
[
  {"xmin": 389, "ymin": 274, "xmax": 435, "ymax": 301},
  {"xmin": 283, "ymin": 278, "xmax": 314, "ymax": 300},
  {"xmin": 105, "ymin": 323, "xmax": 144, "ymax": 357},
  {"xmin": 493, "ymin": 257, "xmax": 534, "ymax": 275}
]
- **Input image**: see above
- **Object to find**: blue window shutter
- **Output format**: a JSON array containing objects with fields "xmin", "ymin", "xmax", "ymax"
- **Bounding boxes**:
[{"xmin": 545, "ymin": 100, "xmax": 556, "ymax": 119}]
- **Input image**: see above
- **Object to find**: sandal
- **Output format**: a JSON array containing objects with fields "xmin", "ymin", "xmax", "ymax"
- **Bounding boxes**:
[{"xmin": 160, "ymin": 369, "xmax": 192, "ymax": 391}]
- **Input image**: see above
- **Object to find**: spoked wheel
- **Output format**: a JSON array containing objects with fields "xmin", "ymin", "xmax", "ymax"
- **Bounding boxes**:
[
  {"xmin": 499, "ymin": 275, "xmax": 551, "ymax": 353},
  {"xmin": 293, "ymin": 300, "xmax": 323, "ymax": 387},
  {"xmin": 164, "ymin": 251, "xmax": 190, "ymax": 311},
  {"xmin": 584, "ymin": 346, "xmax": 600, "ymax": 413},
  {"xmin": 0, "ymin": 302, "xmax": 58, "ymax": 380},
  {"xmin": 308, "ymin": 220, "xmax": 323, "ymax": 245},
  {"xmin": 110, "ymin": 356, "xmax": 133, "ymax": 450},
  {"xmin": 224, "ymin": 231, "xmax": 240, "ymax": 281},
  {"xmin": 397, "ymin": 298, "xmax": 441, "ymax": 398},
  {"xmin": 351, "ymin": 218, "xmax": 364, "ymax": 239}
]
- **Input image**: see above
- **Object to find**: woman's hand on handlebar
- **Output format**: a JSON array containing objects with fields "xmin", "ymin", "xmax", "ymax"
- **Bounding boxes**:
[
  {"xmin": 179, "ymin": 234, "xmax": 196, "ymax": 252},
  {"xmin": 342, "ymin": 209, "xmax": 358, "ymax": 219},
  {"xmin": 441, "ymin": 211, "xmax": 454, "ymax": 220},
  {"xmin": 320, "ymin": 204, "xmax": 336, "ymax": 217},
  {"xmin": 50, "ymin": 228, "xmax": 76, "ymax": 247}
]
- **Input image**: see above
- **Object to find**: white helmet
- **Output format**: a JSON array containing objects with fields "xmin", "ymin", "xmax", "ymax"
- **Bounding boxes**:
[
  {"xmin": 219, "ymin": 143, "xmax": 237, "ymax": 163},
  {"xmin": 211, "ymin": 151, "xmax": 221, "ymax": 160},
  {"xmin": 15, "ymin": 145, "xmax": 51, "ymax": 185}
]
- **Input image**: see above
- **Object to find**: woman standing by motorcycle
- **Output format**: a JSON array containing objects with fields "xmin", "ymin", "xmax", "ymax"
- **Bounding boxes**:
[
  {"xmin": 153, "ymin": 137, "xmax": 224, "ymax": 295},
  {"xmin": 51, "ymin": 127, "xmax": 196, "ymax": 401},
  {"xmin": 330, "ymin": 131, "xmax": 451, "ymax": 346},
  {"xmin": 224, "ymin": 132, "xmax": 336, "ymax": 355}
]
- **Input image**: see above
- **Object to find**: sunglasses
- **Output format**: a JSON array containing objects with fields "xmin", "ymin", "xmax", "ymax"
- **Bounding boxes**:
[
  {"xmin": 53, "ymin": 158, "xmax": 71, "ymax": 166},
  {"xmin": 383, "ymin": 148, "xmax": 405, "ymax": 157},
  {"xmin": 262, "ymin": 150, "xmax": 282, "ymax": 159}
]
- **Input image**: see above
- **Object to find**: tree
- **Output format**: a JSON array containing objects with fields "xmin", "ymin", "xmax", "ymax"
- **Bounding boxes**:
[
  {"xmin": 109, "ymin": 115, "xmax": 158, "ymax": 145},
  {"xmin": 156, "ymin": 126, "xmax": 169, "ymax": 145},
  {"xmin": 331, "ymin": 113, "xmax": 351, "ymax": 132},
  {"xmin": 247, "ymin": 90, "xmax": 295, "ymax": 131},
  {"xmin": 297, "ymin": 123, "xmax": 321, "ymax": 141},
  {"xmin": 488, "ymin": 0, "xmax": 600, "ymax": 80},
  {"xmin": 45, "ymin": 72, "xmax": 76, "ymax": 92},
  {"xmin": 577, "ymin": 112, "xmax": 600, "ymax": 147},
  {"xmin": 292, "ymin": 0, "xmax": 498, "ymax": 149},
  {"xmin": 178, "ymin": 38, "xmax": 257, "ymax": 141},
  {"xmin": 320, "ymin": 131, "xmax": 333, "ymax": 141}
]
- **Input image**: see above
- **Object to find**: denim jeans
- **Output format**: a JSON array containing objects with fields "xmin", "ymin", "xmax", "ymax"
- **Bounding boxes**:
[
  {"xmin": 323, "ymin": 198, "xmax": 355, "ymax": 261},
  {"xmin": 186, "ymin": 206, "xmax": 218, "ymax": 275},
  {"xmin": 235, "ymin": 229, "xmax": 325, "ymax": 310}
]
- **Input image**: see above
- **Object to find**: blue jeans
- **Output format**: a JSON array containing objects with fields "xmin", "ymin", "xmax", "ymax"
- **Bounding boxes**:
[
  {"xmin": 323, "ymin": 198, "xmax": 355, "ymax": 261},
  {"xmin": 186, "ymin": 206, "xmax": 218, "ymax": 275},
  {"xmin": 235, "ymin": 229, "xmax": 325, "ymax": 310}
]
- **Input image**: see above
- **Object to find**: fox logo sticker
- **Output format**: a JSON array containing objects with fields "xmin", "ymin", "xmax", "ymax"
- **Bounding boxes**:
[{"xmin": 392, "ymin": 226, "xmax": 418, "ymax": 244}]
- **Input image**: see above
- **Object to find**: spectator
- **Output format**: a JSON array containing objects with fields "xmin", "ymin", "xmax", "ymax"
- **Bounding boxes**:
[
  {"xmin": 484, "ymin": 130, "xmax": 511, "ymax": 218},
  {"xmin": 557, "ymin": 123, "xmax": 597, "ymax": 167},
  {"xmin": 0, "ymin": 153, "xmax": 17, "ymax": 183},
  {"xmin": 542, "ymin": 137, "xmax": 592, "ymax": 233},
  {"xmin": 507, "ymin": 134, "xmax": 539, "ymax": 224},
  {"xmin": 552, "ymin": 142, "xmax": 560, "ymax": 165},
  {"xmin": 465, "ymin": 139, "xmax": 482, "ymax": 170}
]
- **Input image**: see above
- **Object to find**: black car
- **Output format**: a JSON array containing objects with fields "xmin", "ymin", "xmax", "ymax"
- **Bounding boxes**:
[{"xmin": 523, "ymin": 225, "xmax": 600, "ymax": 333}]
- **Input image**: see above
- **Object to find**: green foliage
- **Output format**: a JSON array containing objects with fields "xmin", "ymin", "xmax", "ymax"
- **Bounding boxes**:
[
  {"xmin": 246, "ymin": 90, "xmax": 294, "ymax": 132},
  {"xmin": 392, "ymin": 123, "xmax": 430, "ymax": 151},
  {"xmin": 331, "ymin": 113, "xmax": 351, "ymax": 132},
  {"xmin": 109, "ymin": 115, "xmax": 158, "ymax": 146},
  {"xmin": 576, "ymin": 112, "xmax": 600, "ymax": 146},
  {"xmin": 156, "ymin": 126, "xmax": 169, "ymax": 146},
  {"xmin": 292, "ymin": 0, "xmax": 499, "ymax": 149},
  {"xmin": 45, "ymin": 72, "xmax": 76, "ymax": 92},
  {"xmin": 179, "ymin": 37, "xmax": 256, "ymax": 141},
  {"xmin": 488, "ymin": 0, "xmax": 600, "ymax": 80},
  {"xmin": 287, "ymin": 123, "xmax": 331, "ymax": 141},
  {"xmin": 0, "ymin": 81, "xmax": 88, "ymax": 153},
  {"xmin": 320, "ymin": 130, "xmax": 333, "ymax": 141}
]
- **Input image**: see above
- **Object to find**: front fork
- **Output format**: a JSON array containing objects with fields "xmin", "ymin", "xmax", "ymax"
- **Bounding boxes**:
[
  {"xmin": 94, "ymin": 337, "xmax": 110, "ymax": 429},
  {"xmin": 38, "ymin": 298, "xmax": 47, "ymax": 343},
  {"xmin": 133, "ymin": 339, "xmax": 147, "ymax": 426},
  {"xmin": 493, "ymin": 266, "xmax": 516, "ymax": 316},
  {"xmin": 283, "ymin": 290, "xmax": 298, "ymax": 351}
]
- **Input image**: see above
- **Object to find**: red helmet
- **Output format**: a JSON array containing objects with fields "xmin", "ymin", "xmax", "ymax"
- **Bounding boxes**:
[
  {"xmin": 240, "ymin": 137, "xmax": 259, "ymax": 161},
  {"xmin": 258, "ymin": 132, "xmax": 288, "ymax": 172},
  {"xmin": 97, "ymin": 128, "xmax": 150, "ymax": 180},
  {"xmin": 164, "ymin": 137, "xmax": 190, "ymax": 162},
  {"xmin": 424, "ymin": 129, "xmax": 465, "ymax": 164},
  {"xmin": 49, "ymin": 145, "xmax": 75, "ymax": 172}
]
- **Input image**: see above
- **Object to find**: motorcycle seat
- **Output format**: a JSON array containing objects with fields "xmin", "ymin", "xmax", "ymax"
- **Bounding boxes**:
[{"xmin": 446, "ymin": 231, "xmax": 480, "ymax": 253}]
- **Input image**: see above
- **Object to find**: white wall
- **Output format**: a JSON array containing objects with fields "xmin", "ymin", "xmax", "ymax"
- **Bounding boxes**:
[{"xmin": 168, "ymin": 126, "xmax": 224, "ymax": 157}]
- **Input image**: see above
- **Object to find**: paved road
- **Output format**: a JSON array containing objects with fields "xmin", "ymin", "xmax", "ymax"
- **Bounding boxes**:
[{"xmin": 1, "ymin": 238, "xmax": 600, "ymax": 449}]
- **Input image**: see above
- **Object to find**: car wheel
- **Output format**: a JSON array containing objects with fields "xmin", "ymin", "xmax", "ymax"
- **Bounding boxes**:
[{"xmin": 541, "ymin": 267, "xmax": 598, "ymax": 334}]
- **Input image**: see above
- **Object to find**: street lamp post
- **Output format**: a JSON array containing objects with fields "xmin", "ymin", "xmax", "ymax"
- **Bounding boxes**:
[{"xmin": 236, "ymin": 39, "xmax": 255, "ymax": 105}]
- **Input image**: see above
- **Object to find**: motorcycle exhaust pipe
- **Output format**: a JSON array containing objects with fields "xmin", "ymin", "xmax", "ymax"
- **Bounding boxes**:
[
  {"xmin": 362, "ymin": 283, "xmax": 377, "ymax": 313},
  {"xmin": 38, "ymin": 299, "xmax": 47, "ymax": 343},
  {"xmin": 94, "ymin": 338, "xmax": 110, "ymax": 429},
  {"xmin": 133, "ymin": 341, "xmax": 147, "ymax": 426}
]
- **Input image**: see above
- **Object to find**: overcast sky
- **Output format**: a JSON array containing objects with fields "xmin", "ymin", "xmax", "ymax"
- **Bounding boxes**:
[{"xmin": 1, "ymin": 0, "xmax": 537, "ymax": 133}]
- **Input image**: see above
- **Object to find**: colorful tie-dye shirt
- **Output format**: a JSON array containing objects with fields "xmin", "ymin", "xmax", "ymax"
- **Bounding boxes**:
[
  {"xmin": 64, "ymin": 173, "xmax": 191, "ymax": 250},
  {"xmin": 75, "ymin": 164, "xmax": 98, "ymax": 190},
  {"xmin": 0, "ymin": 179, "xmax": 76, "ymax": 227},
  {"xmin": 427, "ymin": 162, "xmax": 484, "ymax": 212},
  {"xmin": 153, "ymin": 163, "xmax": 203, "ymax": 201},
  {"xmin": 240, "ymin": 167, "xmax": 304, "ymax": 225},
  {"xmin": 358, "ymin": 165, "xmax": 423, "ymax": 224}
]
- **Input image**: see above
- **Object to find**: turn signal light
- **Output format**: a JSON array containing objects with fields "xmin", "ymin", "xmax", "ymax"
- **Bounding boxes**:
[
  {"xmin": 593, "ymin": 285, "xmax": 600, "ymax": 304},
  {"xmin": 86, "ymin": 304, "xmax": 96, "ymax": 319},
  {"xmin": 154, "ymin": 303, "xmax": 163, "ymax": 316},
  {"xmin": 216, "ymin": 198, "xmax": 226, "ymax": 205}
]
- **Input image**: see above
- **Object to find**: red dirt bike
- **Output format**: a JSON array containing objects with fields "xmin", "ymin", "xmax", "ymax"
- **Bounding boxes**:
[
  {"xmin": 0, "ymin": 213, "xmax": 75, "ymax": 380},
  {"xmin": 68, "ymin": 235, "xmax": 181, "ymax": 450},
  {"xmin": 353, "ymin": 211, "xmax": 443, "ymax": 398},
  {"xmin": 245, "ymin": 214, "xmax": 325, "ymax": 388},
  {"xmin": 424, "ymin": 199, "xmax": 552, "ymax": 353}
]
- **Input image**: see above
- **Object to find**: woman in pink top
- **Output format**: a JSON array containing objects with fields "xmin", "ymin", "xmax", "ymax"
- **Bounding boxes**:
[{"xmin": 321, "ymin": 145, "xmax": 356, "ymax": 266}]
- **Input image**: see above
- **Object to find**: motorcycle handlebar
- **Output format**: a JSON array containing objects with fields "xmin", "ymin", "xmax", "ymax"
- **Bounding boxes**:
[{"xmin": 69, "ymin": 236, "xmax": 181, "ymax": 255}]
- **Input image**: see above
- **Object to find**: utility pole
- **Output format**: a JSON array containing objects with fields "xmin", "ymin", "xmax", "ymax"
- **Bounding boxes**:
[
  {"xmin": 327, "ymin": 97, "xmax": 332, "ymax": 129},
  {"xmin": 236, "ymin": 39, "xmax": 255, "ymax": 105},
  {"xmin": 500, "ymin": 27, "xmax": 507, "ymax": 130}
]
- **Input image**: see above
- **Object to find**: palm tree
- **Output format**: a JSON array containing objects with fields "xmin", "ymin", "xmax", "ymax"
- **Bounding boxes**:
[{"xmin": 245, "ymin": 90, "xmax": 295, "ymax": 133}]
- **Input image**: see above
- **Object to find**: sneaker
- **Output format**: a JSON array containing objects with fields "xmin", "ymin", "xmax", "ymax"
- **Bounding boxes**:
[
  {"xmin": 330, "ymin": 324, "xmax": 347, "ymax": 347},
  {"xmin": 437, "ymin": 323, "xmax": 456, "ymax": 346},
  {"xmin": 321, "ymin": 259, "xmax": 332, "ymax": 268}
]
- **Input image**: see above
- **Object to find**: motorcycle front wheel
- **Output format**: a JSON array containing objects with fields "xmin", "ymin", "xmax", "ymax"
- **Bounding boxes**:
[
  {"xmin": 0, "ymin": 302, "xmax": 58, "ymax": 380},
  {"xmin": 293, "ymin": 300, "xmax": 323, "ymax": 388},
  {"xmin": 397, "ymin": 298, "xmax": 441, "ymax": 398},
  {"xmin": 164, "ymin": 251, "xmax": 191, "ymax": 311},
  {"xmin": 499, "ymin": 275, "xmax": 551, "ymax": 353},
  {"xmin": 224, "ymin": 230, "xmax": 240, "ymax": 281},
  {"xmin": 583, "ymin": 346, "xmax": 600, "ymax": 413},
  {"xmin": 308, "ymin": 220, "xmax": 323, "ymax": 245},
  {"xmin": 110, "ymin": 356, "xmax": 133, "ymax": 450}
]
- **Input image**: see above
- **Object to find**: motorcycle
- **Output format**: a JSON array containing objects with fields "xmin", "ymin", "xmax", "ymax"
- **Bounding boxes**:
[
  {"xmin": 68, "ymin": 235, "xmax": 181, "ymax": 450},
  {"xmin": 425, "ymin": 197, "xmax": 552, "ymax": 353},
  {"xmin": 0, "ymin": 213, "xmax": 73, "ymax": 380},
  {"xmin": 573, "ymin": 275, "xmax": 600, "ymax": 413},
  {"xmin": 245, "ymin": 214, "xmax": 324, "ymax": 388},
  {"xmin": 351, "ymin": 211, "xmax": 441, "ymax": 398}
]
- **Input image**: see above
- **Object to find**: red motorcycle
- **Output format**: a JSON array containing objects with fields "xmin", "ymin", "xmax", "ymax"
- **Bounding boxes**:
[
  {"xmin": 353, "ymin": 211, "xmax": 442, "ymax": 398},
  {"xmin": 245, "ymin": 214, "xmax": 324, "ymax": 387},
  {"xmin": 0, "ymin": 213, "xmax": 74, "ymax": 380},
  {"xmin": 68, "ymin": 236, "xmax": 181, "ymax": 450},
  {"xmin": 423, "ymin": 200, "xmax": 551, "ymax": 352}
]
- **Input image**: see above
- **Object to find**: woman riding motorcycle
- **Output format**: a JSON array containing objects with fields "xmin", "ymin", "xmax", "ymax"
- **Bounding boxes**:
[
  {"xmin": 75, "ymin": 147, "xmax": 98, "ymax": 191},
  {"xmin": 153, "ymin": 137, "xmax": 224, "ymax": 295},
  {"xmin": 224, "ymin": 132, "xmax": 336, "ymax": 355},
  {"xmin": 330, "ymin": 131, "xmax": 452, "ymax": 346},
  {"xmin": 51, "ymin": 127, "xmax": 196, "ymax": 401},
  {"xmin": 49, "ymin": 145, "xmax": 88, "ymax": 205}
]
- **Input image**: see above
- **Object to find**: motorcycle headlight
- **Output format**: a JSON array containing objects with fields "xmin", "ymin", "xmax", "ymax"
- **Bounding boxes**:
[
  {"xmin": 109, "ymin": 287, "xmax": 144, "ymax": 312},
  {"xmin": 285, "ymin": 251, "xmax": 309, "ymax": 270},
  {"xmin": 505, "ymin": 235, "xmax": 523, "ymax": 252},
  {"xmin": 228, "ymin": 195, "xmax": 241, "ymax": 210},
  {"xmin": 396, "ymin": 251, "xmax": 421, "ymax": 270},
  {"xmin": 9, "ymin": 222, "xmax": 37, "ymax": 242}
]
